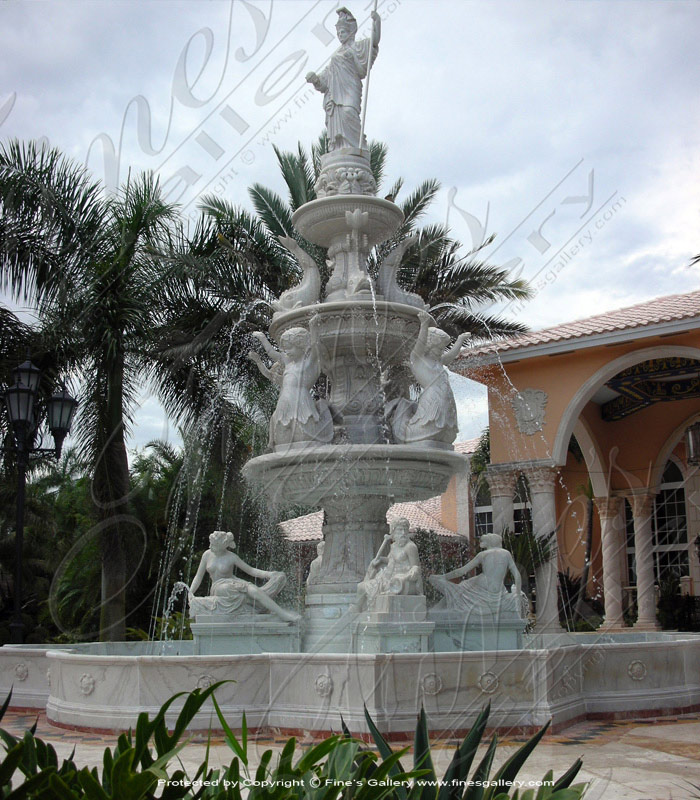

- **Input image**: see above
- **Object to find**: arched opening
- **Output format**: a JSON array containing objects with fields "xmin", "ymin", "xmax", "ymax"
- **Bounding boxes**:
[{"xmin": 553, "ymin": 347, "xmax": 700, "ymax": 465}]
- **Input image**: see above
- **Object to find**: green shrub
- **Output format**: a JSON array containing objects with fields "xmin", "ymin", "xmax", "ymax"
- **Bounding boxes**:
[{"xmin": 0, "ymin": 686, "xmax": 587, "ymax": 799}]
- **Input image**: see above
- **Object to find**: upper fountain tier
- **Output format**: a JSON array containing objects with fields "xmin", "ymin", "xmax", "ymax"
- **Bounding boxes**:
[{"xmin": 243, "ymin": 5, "xmax": 470, "ymax": 620}]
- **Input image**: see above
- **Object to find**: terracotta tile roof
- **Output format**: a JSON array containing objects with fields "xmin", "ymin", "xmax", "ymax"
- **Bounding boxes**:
[
  {"xmin": 454, "ymin": 437, "xmax": 480, "ymax": 455},
  {"xmin": 459, "ymin": 290, "xmax": 700, "ymax": 360},
  {"xmin": 279, "ymin": 510, "xmax": 325, "ymax": 542},
  {"xmin": 280, "ymin": 495, "xmax": 461, "ymax": 543}
]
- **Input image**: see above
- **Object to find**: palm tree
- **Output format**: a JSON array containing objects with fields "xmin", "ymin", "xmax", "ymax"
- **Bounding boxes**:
[
  {"xmin": 245, "ymin": 136, "xmax": 531, "ymax": 339},
  {"xmin": 0, "ymin": 141, "xmax": 180, "ymax": 640},
  {"xmin": 1, "ymin": 142, "xmax": 292, "ymax": 639}
]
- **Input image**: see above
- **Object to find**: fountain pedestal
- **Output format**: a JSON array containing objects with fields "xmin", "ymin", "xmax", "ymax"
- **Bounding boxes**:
[
  {"xmin": 191, "ymin": 616, "xmax": 301, "ymax": 655},
  {"xmin": 244, "ymin": 444, "xmax": 466, "ymax": 651},
  {"xmin": 429, "ymin": 611, "xmax": 524, "ymax": 652},
  {"xmin": 352, "ymin": 595, "xmax": 434, "ymax": 654}
]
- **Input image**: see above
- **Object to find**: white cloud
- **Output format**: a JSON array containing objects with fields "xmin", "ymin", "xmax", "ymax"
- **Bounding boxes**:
[{"xmin": 3, "ymin": 0, "xmax": 700, "ymax": 444}]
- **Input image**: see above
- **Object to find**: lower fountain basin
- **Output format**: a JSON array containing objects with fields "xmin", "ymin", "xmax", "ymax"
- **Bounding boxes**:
[
  {"xmin": 3, "ymin": 633, "xmax": 699, "ymax": 736},
  {"xmin": 243, "ymin": 444, "xmax": 467, "ymax": 507}
]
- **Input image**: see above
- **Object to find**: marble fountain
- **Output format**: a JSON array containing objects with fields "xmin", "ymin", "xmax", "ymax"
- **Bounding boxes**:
[{"xmin": 2, "ymin": 6, "xmax": 699, "ymax": 737}]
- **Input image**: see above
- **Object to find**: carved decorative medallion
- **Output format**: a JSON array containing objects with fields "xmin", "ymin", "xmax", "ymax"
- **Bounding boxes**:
[
  {"xmin": 478, "ymin": 672, "xmax": 499, "ymax": 694},
  {"xmin": 421, "ymin": 673, "xmax": 443, "ymax": 696},
  {"xmin": 555, "ymin": 672, "xmax": 578, "ymax": 698},
  {"xmin": 196, "ymin": 674, "xmax": 215, "ymax": 690},
  {"xmin": 627, "ymin": 660, "xmax": 647, "ymax": 681},
  {"xmin": 14, "ymin": 663, "xmax": 28, "ymax": 682},
  {"xmin": 511, "ymin": 389, "xmax": 548, "ymax": 435},
  {"xmin": 315, "ymin": 674, "xmax": 333, "ymax": 697},
  {"xmin": 79, "ymin": 673, "xmax": 95, "ymax": 696}
]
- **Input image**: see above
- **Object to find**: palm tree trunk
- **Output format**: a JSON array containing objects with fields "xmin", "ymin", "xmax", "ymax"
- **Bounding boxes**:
[{"xmin": 94, "ymin": 356, "xmax": 130, "ymax": 641}]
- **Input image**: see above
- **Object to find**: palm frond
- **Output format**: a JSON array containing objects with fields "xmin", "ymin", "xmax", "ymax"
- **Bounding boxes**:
[
  {"xmin": 399, "ymin": 178, "xmax": 440, "ymax": 230},
  {"xmin": 248, "ymin": 183, "xmax": 295, "ymax": 239},
  {"xmin": 431, "ymin": 306, "xmax": 529, "ymax": 340},
  {"xmin": 272, "ymin": 144, "xmax": 316, "ymax": 211},
  {"xmin": 368, "ymin": 140, "xmax": 387, "ymax": 189},
  {"xmin": 0, "ymin": 139, "xmax": 108, "ymax": 309}
]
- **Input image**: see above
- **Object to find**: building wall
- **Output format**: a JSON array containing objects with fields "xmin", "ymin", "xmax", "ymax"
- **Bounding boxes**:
[{"xmin": 467, "ymin": 328, "xmax": 700, "ymax": 467}]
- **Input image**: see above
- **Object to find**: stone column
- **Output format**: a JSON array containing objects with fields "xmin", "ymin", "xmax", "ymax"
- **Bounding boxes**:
[
  {"xmin": 594, "ymin": 495, "xmax": 626, "ymax": 630},
  {"xmin": 527, "ymin": 466, "xmax": 563, "ymax": 633},
  {"xmin": 629, "ymin": 492, "xmax": 661, "ymax": 631},
  {"xmin": 485, "ymin": 468, "xmax": 517, "ymax": 536}
]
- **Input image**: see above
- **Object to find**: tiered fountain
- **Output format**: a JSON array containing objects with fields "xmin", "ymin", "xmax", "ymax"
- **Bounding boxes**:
[{"xmin": 3, "ymin": 6, "xmax": 698, "ymax": 737}]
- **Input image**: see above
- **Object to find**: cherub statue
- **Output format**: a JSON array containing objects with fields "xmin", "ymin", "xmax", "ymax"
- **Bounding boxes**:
[
  {"xmin": 353, "ymin": 518, "xmax": 422, "ymax": 612},
  {"xmin": 188, "ymin": 531, "xmax": 300, "ymax": 622},
  {"xmin": 388, "ymin": 311, "xmax": 469, "ymax": 446},
  {"xmin": 249, "ymin": 320, "xmax": 333, "ymax": 449},
  {"xmin": 305, "ymin": 7, "xmax": 381, "ymax": 151},
  {"xmin": 429, "ymin": 533, "xmax": 529, "ymax": 619}
]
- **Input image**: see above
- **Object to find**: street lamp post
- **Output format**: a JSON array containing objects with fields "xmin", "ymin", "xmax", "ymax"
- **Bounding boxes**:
[{"xmin": 3, "ymin": 359, "xmax": 77, "ymax": 644}]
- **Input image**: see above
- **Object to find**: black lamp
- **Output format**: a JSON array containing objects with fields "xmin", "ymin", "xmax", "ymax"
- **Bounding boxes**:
[
  {"xmin": 13, "ymin": 359, "xmax": 41, "ymax": 393},
  {"xmin": 47, "ymin": 385, "xmax": 78, "ymax": 457},
  {"xmin": 2, "ymin": 359, "xmax": 78, "ymax": 643},
  {"xmin": 4, "ymin": 380, "xmax": 36, "ymax": 432}
]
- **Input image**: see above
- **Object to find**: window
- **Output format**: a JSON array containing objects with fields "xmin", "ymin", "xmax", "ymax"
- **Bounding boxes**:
[
  {"xmin": 653, "ymin": 460, "xmax": 688, "ymax": 582},
  {"xmin": 625, "ymin": 459, "xmax": 690, "ymax": 586},
  {"xmin": 513, "ymin": 475, "xmax": 532, "ymax": 535},
  {"xmin": 471, "ymin": 474, "xmax": 531, "ymax": 540},
  {"xmin": 473, "ymin": 480, "xmax": 493, "ymax": 537}
]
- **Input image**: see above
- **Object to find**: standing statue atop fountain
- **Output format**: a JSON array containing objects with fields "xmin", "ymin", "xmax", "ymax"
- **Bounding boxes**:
[
  {"xmin": 354, "ymin": 518, "xmax": 422, "ymax": 612},
  {"xmin": 388, "ymin": 311, "xmax": 469, "ymax": 447},
  {"xmin": 249, "ymin": 319, "xmax": 333, "ymax": 450},
  {"xmin": 429, "ymin": 533, "xmax": 529, "ymax": 619},
  {"xmin": 188, "ymin": 531, "xmax": 300, "ymax": 622},
  {"xmin": 306, "ymin": 7, "xmax": 381, "ymax": 151}
]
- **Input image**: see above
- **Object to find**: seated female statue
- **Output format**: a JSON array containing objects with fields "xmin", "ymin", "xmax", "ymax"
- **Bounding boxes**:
[{"xmin": 188, "ymin": 530, "xmax": 300, "ymax": 623}]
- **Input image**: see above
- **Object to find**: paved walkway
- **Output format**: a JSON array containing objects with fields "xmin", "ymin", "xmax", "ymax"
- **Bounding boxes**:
[{"xmin": 2, "ymin": 710, "xmax": 699, "ymax": 799}]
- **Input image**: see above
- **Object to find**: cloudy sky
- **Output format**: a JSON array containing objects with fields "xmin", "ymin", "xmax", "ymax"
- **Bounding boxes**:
[{"xmin": 3, "ymin": 0, "xmax": 699, "ymax": 446}]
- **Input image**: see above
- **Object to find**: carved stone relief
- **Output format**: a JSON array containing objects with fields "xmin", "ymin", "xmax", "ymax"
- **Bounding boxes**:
[{"xmin": 511, "ymin": 389, "xmax": 548, "ymax": 435}]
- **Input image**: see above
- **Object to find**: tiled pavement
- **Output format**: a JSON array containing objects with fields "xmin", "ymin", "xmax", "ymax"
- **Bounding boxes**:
[{"xmin": 2, "ymin": 710, "xmax": 699, "ymax": 799}]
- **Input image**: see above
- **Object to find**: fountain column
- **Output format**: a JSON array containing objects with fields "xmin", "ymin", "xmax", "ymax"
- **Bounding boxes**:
[
  {"xmin": 308, "ymin": 497, "xmax": 389, "ymax": 596},
  {"xmin": 486, "ymin": 468, "xmax": 516, "ymax": 535},
  {"xmin": 526, "ymin": 466, "xmax": 564, "ymax": 633},
  {"xmin": 629, "ymin": 491, "xmax": 661, "ymax": 631},
  {"xmin": 244, "ymin": 10, "xmax": 468, "ymax": 654},
  {"xmin": 594, "ymin": 495, "xmax": 627, "ymax": 630}
]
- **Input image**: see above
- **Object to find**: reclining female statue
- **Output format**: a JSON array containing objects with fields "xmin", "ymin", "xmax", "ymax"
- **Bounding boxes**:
[
  {"xmin": 429, "ymin": 532, "xmax": 529, "ymax": 619},
  {"xmin": 188, "ymin": 530, "xmax": 300, "ymax": 623}
]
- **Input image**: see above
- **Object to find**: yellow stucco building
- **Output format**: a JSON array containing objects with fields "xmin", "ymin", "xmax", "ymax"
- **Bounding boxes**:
[{"xmin": 454, "ymin": 289, "xmax": 700, "ymax": 632}]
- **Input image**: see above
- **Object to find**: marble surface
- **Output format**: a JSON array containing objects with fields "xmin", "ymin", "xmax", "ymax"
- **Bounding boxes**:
[
  {"xmin": 4, "ymin": 634, "xmax": 695, "ymax": 735},
  {"xmin": 2, "ymin": 706, "xmax": 698, "ymax": 800}
]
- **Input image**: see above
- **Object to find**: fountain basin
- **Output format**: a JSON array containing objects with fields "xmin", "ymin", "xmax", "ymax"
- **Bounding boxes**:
[
  {"xmin": 292, "ymin": 195, "xmax": 404, "ymax": 248},
  {"xmin": 3, "ymin": 634, "xmax": 699, "ymax": 735},
  {"xmin": 270, "ymin": 300, "xmax": 426, "ymax": 363},
  {"xmin": 243, "ymin": 444, "xmax": 466, "ymax": 507}
]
